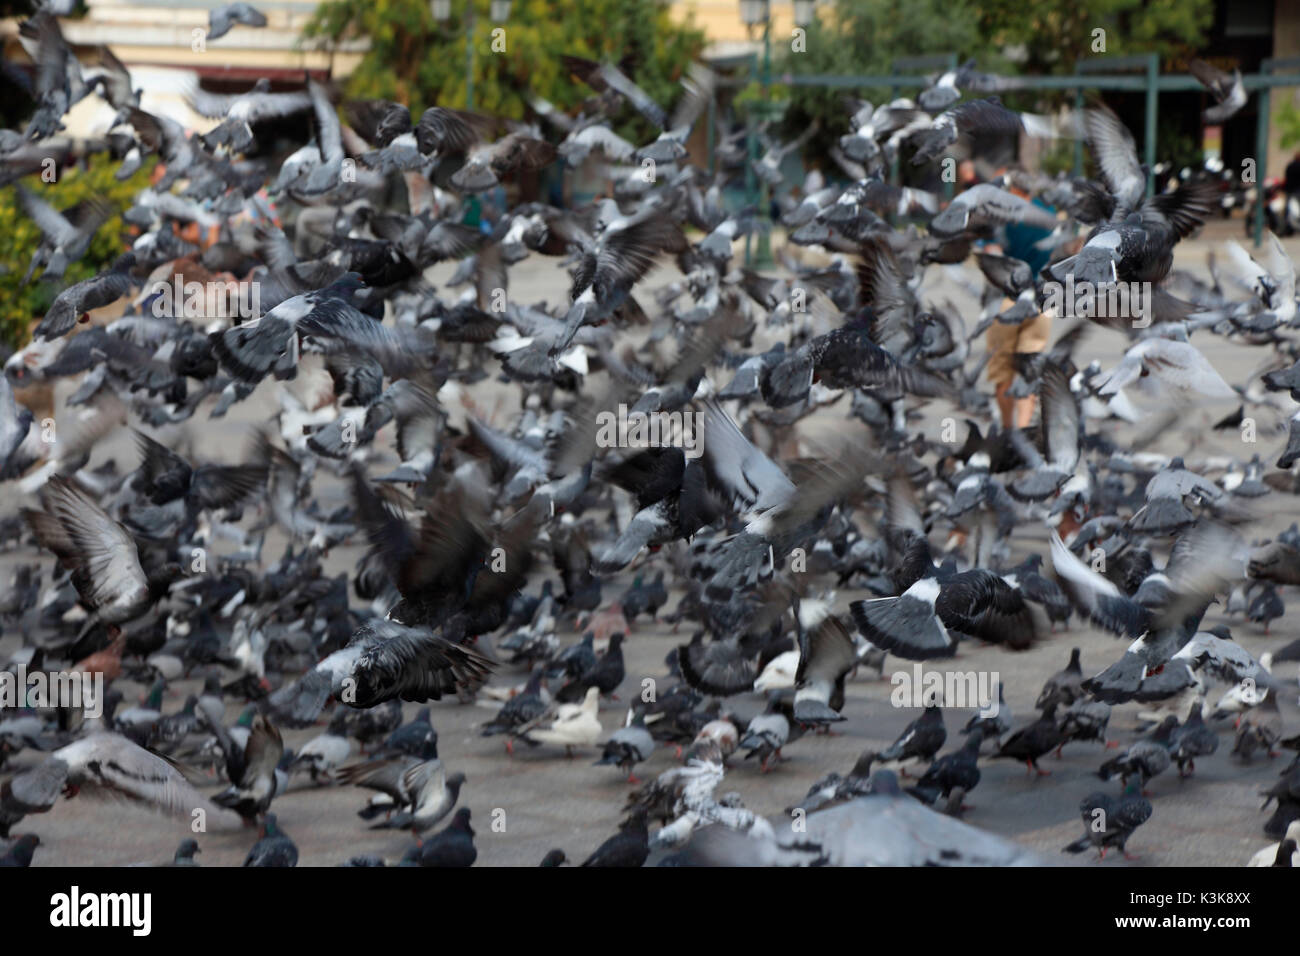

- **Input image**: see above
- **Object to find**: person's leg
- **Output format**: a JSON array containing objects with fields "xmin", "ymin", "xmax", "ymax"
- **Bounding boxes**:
[
  {"xmin": 987, "ymin": 318, "xmax": 1017, "ymax": 428},
  {"xmin": 1013, "ymin": 393, "xmax": 1037, "ymax": 429},
  {"xmin": 995, "ymin": 380, "xmax": 1015, "ymax": 428},
  {"xmin": 1009, "ymin": 312, "xmax": 1053, "ymax": 429}
]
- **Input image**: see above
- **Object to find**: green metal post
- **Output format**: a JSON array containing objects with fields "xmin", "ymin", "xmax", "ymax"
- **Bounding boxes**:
[
  {"xmin": 706, "ymin": 93, "xmax": 716, "ymax": 178},
  {"xmin": 756, "ymin": 18, "xmax": 772, "ymax": 267},
  {"xmin": 1073, "ymin": 82, "xmax": 1084, "ymax": 177},
  {"xmin": 1144, "ymin": 53, "xmax": 1158, "ymax": 196},
  {"xmin": 745, "ymin": 48, "xmax": 758, "ymax": 268},
  {"xmin": 1254, "ymin": 84, "xmax": 1270, "ymax": 246},
  {"xmin": 465, "ymin": 2, "xmax": 475, "ymax": 112},
  {"xmin": 941, "ymin": 53, "xmax": 957, "ymax": 204}
]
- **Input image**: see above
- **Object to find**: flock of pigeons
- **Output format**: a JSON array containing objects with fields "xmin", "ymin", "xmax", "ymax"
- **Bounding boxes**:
[{"xmin": 1, "ymin": 4, "xmax": 1300, "ymax": 867}]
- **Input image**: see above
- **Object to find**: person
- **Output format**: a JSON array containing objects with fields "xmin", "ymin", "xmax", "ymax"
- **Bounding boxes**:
[
  {"xmin": 985, "ymin": 175, "xmax": 1056, "ymax": 429},
  {"xmin": 986, "ymin": 310, "xmax": 1051, "ymax": 429}
]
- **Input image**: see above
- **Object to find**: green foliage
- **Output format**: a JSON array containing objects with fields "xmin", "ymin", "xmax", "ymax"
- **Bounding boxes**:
[
  {"xmin": 776, "ymin": 0, "xmax": 989, "ymax": 164},
  {"xmin": 1278, "ymin": 100, "xmax": 1300, "ymax": 152},
  {"xmin": 1154, "ymin": 113, "xmax": 1200, "ymax": 173},
  {"xmin": 975, "ymin": 0, "xmax": 1214, "ymax": 74},
  {"xmin": 304, "ymin": 0, "xmax": 706, "ymax": 143},
  {"xmin": 0, "ymin": 154, "xmax": 150, "ymax": 350},
  {"xmin": 775, "ymin": 0, "xmax": 1214, "ymax": 170}
]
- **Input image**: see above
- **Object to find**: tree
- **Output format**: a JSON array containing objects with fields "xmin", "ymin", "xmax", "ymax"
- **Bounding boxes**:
[
  {"xmin": 975, "ymin": 0, "xmax": 1214, "ymax": 74},
  {"xmin": 772, "ymin": 0, "xmax": 986, "ymax": 163},
  {"xmin": 774, "ymin": 0, "xmax": 1213, "ymax": 169},
  {"xmin": 0, "ymin": 153, "xmax": 151, "ymax": 349},
  {"xmin": 304, "ymin": 0, "xmax": 706, "ymax": 142}
]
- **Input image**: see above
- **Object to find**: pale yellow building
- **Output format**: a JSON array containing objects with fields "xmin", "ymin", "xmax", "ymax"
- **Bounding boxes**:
[
  {"xmin": 669, "ymin": 1, "xmax": 808, "ymax": 59},
  {"xmin": 1, "ymin": 0, "xmax": 366, "ymax": 136}
]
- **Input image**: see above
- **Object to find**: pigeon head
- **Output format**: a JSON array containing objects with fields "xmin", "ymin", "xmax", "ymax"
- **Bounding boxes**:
[{"xmin": 868, "ymin": 770, "xmax": 902, "ymax": 795}]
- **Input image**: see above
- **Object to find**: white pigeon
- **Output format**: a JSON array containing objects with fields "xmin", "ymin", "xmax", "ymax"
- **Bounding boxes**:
[
  {"xmin": 1095, "ymin": 337, "xmax": 1236, "ymax": 400},
  {"xmin": 53, "ymin": 733, "xmax": 243, "ymax": 829},
  {"xmin": 1246, "ymin": 820, "xmax": 1300, "ymax": 866},
  {"xmin": 753, "ymin": 649, "xmax": 800, "ymax": 692},
  {"xmin": 515, "ymin": 686, "xmax": 602, "ymax": 753},
  {"xmin": 1223, "ymin": 234, "xmax": 1296, "ymax": 322}
]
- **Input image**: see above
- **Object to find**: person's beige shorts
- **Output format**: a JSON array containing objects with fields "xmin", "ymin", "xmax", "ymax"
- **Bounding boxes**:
[{"xmin": 986, "ymin": 307, "xmax": 1051, "ymax": 386}]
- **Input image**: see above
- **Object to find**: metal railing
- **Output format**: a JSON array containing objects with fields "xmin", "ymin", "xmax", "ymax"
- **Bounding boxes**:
[{"xmin": 722, "ymin": 52, "xmax": 1300, "ymax": 255}]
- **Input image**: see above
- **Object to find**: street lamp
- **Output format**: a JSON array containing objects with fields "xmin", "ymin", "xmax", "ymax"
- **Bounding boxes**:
[
  {"xmin": 489, "ymin": 0, "xmax": 512, "ymax": 21},
  {"xmin": 793, "ymin": 1, "xmax": 817, "ymax": 27},
  {"xmin": 430, "ymin": 0, "xmax": 451, "ymax": 21},
  {"xmin": 739, "ymin": 0, "xmax": 769, "ymax": 26}
]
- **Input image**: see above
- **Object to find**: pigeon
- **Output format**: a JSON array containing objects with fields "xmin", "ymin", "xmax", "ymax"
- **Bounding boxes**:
[
  {"xmin": 1189, "ymin": 59, "xmax": 1248, "ymax": 124},
  {"xmin": 580, "ymin": 809, "xmax": 650, "ymax": 867},
  {"xmin": 0, "ymin": 834, "xmax": 40, "ymax": 867},
  {"xmin": 166, "ymin": 839, "xmax": 201, "ymax": 867},
  {"xmin": 595, "ymin": 710, "xmax": 655, "ymax": 783},
  {"xmin": 406, "ymin": 807, "xmax": 477, "ymax": 867},
  {"xmin": 1037, "ymin": 647, "xmax": 1085, "ymax": 709},
  {"xmin": 994, "ymin": 704, "xmax": 1064, "ymax": 777},
  {"xmin": 46, "ymin": 734, "xmax": 241, "ymax": 829},
  {"xmin": 1247, "ymin": 820, "xmax": 1300, "ymax": 866},
  {"xmin": 739, "ymin": 698, "xmax": 792, "ymax": 773},
  {"xmin": 879, "ymin": 704, "xmax": 947, "ymax": 771},
  {"xmin": 513, "ymin": 686, "xmax": 603, "ymax": 756},
  {"xmin": 481, "ymin": 669, "xmax": 550, "ymax": 754},
  {"xmin": 1168, "ymin": 700, "xmax": 1219, "ymax": 777},
  {"xmin": 209, "ymin": 712, "xmax": 283, "ymax": 821},
  {"xmin": 1063, "ymin": 784, "xmax": 1153, "ymax": 861},
  {"xmin": 1098, "ymin": 718, "xmax": 1176, "ymax": 793},
  {"xmin": 34, "ymin": 251, "xmax": 133, "ymax": 343},
  {"xmin": 208, "ymin": 3, "xmax": 268, "ymax": 42},
  {"xmin": 1, "ymin": 34, "xmax": 1283, "ymax": 871},
  {"xmin": 244, "ymin": 813, "xmax": 297, "ymax": 867},
  {"xmin": 911, "ymin": 731, "xmax": 982, "ymax": 807}
]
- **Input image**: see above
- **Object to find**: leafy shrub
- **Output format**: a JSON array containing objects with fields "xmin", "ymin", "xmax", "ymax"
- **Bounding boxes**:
[{"xmin": 0, "ymin": 153, "xmax": 151, "ymax": 350}]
